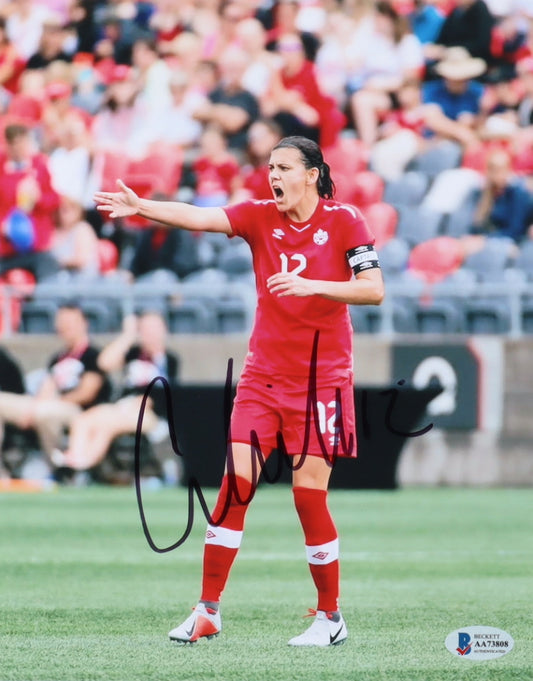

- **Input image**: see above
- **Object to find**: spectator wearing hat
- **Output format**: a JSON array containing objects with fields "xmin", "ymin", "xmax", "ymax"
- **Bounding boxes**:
[
  {"xmin": 0, "ymin": 302, "xmax": 111, "ymax": 468},
  {"xmin": 422, "ymin": 46, "xmax": 487, "ymax": 136},
  {"xmin": 0, "ymin": 123, "xmax": 60, "ymax": 281}
]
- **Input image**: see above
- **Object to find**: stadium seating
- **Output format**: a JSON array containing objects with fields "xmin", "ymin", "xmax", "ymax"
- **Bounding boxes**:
[
  {"xmin": 350, "ymin": 170, "xmax": 384, "ymax": 208},
  {"xmin": 167, "ymin": 299, "xmax": 215, "ymax": 334},
  {"xmin": 410, "ymin": 141, "xmax": 463, "ymax": 179},
  {"xmin": 216, "ymin": 240, "xmax": 254, "ymax": 279},
  {"xmin": 98, "ymin": 151, "xmax": 131, "ymax": 192},
  {"xmin": 20, "ymin": 299, "xmax": 58, "ymax": 334},
  {"xmin": 411, "ymin": 298, "xmax": 465, "ymax": 334},
  {"xmin": 515, "ymin": 241, "xmax": 533, "ymax": 280},
  {"xmin": 323, "ymin": 135, "xmax": 368, "ymax": 180},
  {"xmin": 463, "ymin": 238, "xmax": 513, "ymax": 281},
  {"xmin": 383, "ymin": 171, "xmax": 429, "ymax": 209},
  {"xmin": 407, "ymin": 236, "xmax": 464, "ymax": 284},
  {"xmin": 363, "ymin": 202, "xmax": 398, "ymax": 249},
  {"xmin": 378, "ymin": 237, "xmax": 410, "ymax": 281},
  {"xmin": 213, "ymin": 298, "xmax": 250, "ymax": 333},
  {"xmin": 80, "ymin": 299, "xmax": 121, "ymax": 333},
  {"xmin": 441, "ymin": 196, "xmax": 479, "ymax": 238},
  {"xmin": 395, "ymin": 205, "xmax": 443, "ymax": 246},
  {"xmin": 97, "ymin": 239, "xmax": 119, "ymax": 274}
]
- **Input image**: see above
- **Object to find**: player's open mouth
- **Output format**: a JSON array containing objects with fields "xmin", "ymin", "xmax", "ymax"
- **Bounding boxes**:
[{"xmin": 273, "ymin": 186, "xmax": 284, "ymax": 200}]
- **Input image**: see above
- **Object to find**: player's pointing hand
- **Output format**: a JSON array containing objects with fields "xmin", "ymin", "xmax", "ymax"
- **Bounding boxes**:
[{"xmin": 93, "ymin": 179, "xmax": 140, "ymax": 218}]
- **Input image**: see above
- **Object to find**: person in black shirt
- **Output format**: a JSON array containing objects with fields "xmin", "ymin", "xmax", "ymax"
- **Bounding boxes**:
[
  {"xmin": 25, "ymin": 15, "xmax": 73, "ymax": 71},
  {"xmin": 424, "ymin": 0, "xmax": 494, "ymax": 80},
  {"xmin": 0, "ymin": 303, "xmax": 109, "ymax": 462},
  {"xmin": 129, "ymin": 218, "xmax": 201, "ymax": 280},
  {"xmin": 0, "ymin": 346, "xmax": 25, "ymax": 476},
  {"xmin": 194, "ymin": 45, "xmax": 260, "ymax": 151},
  {"xmin": 53, "ymin": 310, "xmax": 179, "ymax": 471}
]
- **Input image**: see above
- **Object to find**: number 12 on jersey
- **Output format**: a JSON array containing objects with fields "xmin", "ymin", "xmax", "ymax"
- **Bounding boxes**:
[{"xmin": 280, "ymin": 253, "xmax": 307, "ymax": 275}]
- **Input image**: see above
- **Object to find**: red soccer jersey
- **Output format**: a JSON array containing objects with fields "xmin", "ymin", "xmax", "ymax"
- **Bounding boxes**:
[{"xmin": 223, "ymin": 198, "xmax": 375, "ymax": 379}]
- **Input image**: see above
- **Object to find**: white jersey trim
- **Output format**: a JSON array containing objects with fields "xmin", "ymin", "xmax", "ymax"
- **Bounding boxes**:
[
  {"xmin": 205, "ymin": 524, "xmax": 243, "ymax": 549},
  {"xmin": 323, "ymin": 203, "xmax": 359, "ymax": 220},
  {"xmin": 305, "ymin": 538, "xmax": 339, "ymax": 565}
]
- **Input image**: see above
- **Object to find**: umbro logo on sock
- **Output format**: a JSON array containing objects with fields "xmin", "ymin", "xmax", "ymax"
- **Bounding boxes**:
[{"xmin": 312, "ymin": 551, "xmax": 329, "ymax": 561}]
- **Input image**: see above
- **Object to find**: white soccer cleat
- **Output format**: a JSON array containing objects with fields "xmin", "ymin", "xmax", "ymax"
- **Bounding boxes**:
[
  {"xmin": 288, "ymin": 609, "xmax": 348, "ymax": 647},
  {"xmin": 168, "ymin": 603, "xmax": 221, "ymax": 644}
]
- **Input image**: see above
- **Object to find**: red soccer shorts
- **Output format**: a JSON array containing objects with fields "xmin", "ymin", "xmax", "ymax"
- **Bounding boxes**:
[{"xmin": 229, "ymin": 367, "xmax": 357, "ymax": 459}]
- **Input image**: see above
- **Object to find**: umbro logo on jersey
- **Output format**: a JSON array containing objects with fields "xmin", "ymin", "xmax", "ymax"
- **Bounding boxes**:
[
  {"xmin": 206, "ymin": 530, "xmax": 216, "ymax": 539},
  {"xmin": 312, "ymin": 551, "xmax": 329, "ymax": 561},
  {"xmin": 313, "ymin": 228, "xmax": 329, "ymax": 245},
  {"xmin": 272, "ymin": 228, "xmax": 285, "ymax": 240}
]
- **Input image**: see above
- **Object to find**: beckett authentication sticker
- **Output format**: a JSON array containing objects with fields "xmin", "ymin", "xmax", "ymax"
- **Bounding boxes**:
[{"xmin": 445, "ymin": 626, "xmax": 514, "ymax": 660}]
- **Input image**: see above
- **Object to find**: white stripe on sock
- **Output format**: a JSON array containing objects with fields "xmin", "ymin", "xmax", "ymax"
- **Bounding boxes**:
[
  {"xmin": 205, "ymin": 524, "xmax": 243, "ymax": 549},
  {"xmin": 305, "ymin": 538, "xmax": 339, "ymax": 565}
]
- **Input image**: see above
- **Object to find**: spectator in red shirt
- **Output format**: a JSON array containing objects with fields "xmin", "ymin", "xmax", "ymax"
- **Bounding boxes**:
[
  {"xmin": 232, "ymin": 118, "xmax": 283, "ymax": 202},
  {"xmin": 0, "ymin": 123, "xmax": 60, "ymax": 281},
  {"xmin": 193, "ymin": 125, "xmax": 241, "ymax": 208},
  {"xmin": 264, "ymin": 32, "xmax": 345, "ymax": 146},
  {"xmin": 0, "ymin": 17, "xmax": 26, "ymax": 101}
]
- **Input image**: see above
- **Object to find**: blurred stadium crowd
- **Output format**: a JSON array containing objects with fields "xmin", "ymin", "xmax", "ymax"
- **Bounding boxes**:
[{"xmin": 0, "ymin": 0, "xmax": 532, "ymax": 342}]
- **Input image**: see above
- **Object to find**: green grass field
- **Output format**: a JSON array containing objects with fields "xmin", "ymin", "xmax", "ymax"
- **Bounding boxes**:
[{"xmin": 1, "ymin": 484, "xmax": 531, "ymax": 681}]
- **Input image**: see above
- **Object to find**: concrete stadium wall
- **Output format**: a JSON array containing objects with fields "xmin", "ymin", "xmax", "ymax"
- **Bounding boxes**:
[{"xmin": 3, "ymin": 333, "xmax": 532, "ymax": 486}]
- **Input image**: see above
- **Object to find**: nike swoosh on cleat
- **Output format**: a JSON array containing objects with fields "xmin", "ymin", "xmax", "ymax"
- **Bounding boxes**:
[
  {"xmin": 185, "ymin": 625, "xmax": 195, "ymax": 639},
  {"xmin": 330, "ymin": 626, "xmax": 345, "ymax": 644}
]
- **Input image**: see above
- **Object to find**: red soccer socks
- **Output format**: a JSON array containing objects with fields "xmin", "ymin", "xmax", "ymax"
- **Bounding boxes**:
[
  {"xmin": 200, "ymin": 474, "xmax": 255, "ymax": 603},
  {"xmin": 293, "ymin": 486, "xmax": 340, "ymax": 613}
]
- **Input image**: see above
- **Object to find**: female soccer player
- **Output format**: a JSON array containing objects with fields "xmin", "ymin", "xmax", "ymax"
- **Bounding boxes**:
[{"xmin": 94, "ymin": 136, "xmax": 384, "ymax": 647}]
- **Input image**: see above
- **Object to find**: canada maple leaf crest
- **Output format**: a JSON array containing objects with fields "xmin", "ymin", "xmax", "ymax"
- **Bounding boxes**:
[{"xmin": 313, "ymin": 229, "xmax": 328, "ymax": 245}]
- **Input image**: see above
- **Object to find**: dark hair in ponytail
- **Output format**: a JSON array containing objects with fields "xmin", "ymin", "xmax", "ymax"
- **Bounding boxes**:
[{"xmin": 272, "ymin": 136, "xmax": 335, "ymax": 199}]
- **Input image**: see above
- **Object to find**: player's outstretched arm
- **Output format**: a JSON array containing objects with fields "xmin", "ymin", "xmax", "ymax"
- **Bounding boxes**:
[{"xmin": 93, "ymin": 179, "xmax": 232, "ymax": 234}]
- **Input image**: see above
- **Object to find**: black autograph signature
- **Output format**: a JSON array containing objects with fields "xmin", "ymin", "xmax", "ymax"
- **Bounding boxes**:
[{"xmin": 134, "ymin": 331, "xmax": 433, "ymax": 553}]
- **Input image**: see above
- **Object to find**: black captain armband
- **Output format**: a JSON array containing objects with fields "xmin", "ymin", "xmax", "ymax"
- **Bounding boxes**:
[{"xmin": 346, "ymin": 245, "xmax": 381, "ymax": 275}]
